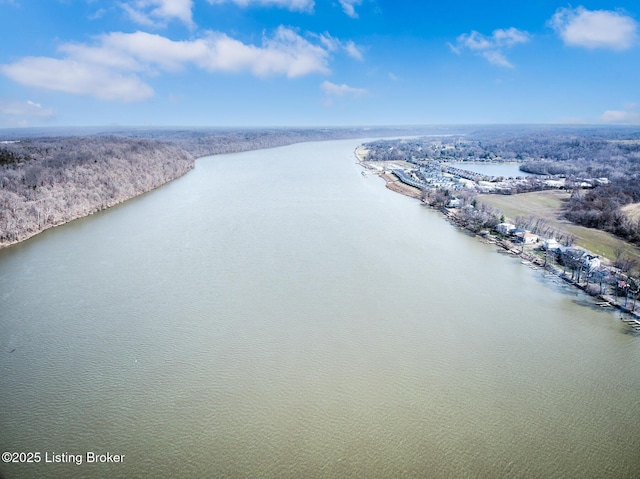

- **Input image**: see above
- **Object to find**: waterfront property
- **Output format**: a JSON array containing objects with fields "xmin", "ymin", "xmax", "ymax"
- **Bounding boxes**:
[
  {"xmin": 2, "ymin": 139, "xmax": 640, "ymax": 479},
  {"xmin": 496, "ymin": 222, "xmax": 516, "ymax": 235},
  {"xmin": 517, "ymin": 231, "xmax": 539, "ymax": 245}
]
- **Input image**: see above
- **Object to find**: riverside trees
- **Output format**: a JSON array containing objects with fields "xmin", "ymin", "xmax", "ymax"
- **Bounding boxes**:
[{"xmin": 0, "ymin": 137, "xmax": 194, "ymax": 246}]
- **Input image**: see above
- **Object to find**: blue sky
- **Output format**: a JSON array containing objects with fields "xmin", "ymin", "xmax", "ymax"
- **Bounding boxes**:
[{"xmin": 0, "ymin": 0, "xmax": 639, "ymax": 127}]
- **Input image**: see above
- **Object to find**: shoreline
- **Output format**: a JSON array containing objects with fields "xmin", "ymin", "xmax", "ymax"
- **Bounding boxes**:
[
  {"xmin": 1, "ymin": 136, "xmax": 388, "ymax": 251},
  {"xmin": 355, "ymin": 146, "xmax": 424, "ymax": 200},
  {"xmin": 355, "ymin": 147, "xmax": 640, "ymax": 330},
  {"xmin": 0, "ymin": 165, "xmax": 194, "ymax": 250}
]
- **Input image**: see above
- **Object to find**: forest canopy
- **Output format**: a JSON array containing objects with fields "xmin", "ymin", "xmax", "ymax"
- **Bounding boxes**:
[{"xmin": 0, "ymin": 136, "xmax": 194, "ymax": 246}]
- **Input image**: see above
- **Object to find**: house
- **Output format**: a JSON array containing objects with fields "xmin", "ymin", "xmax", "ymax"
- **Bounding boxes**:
[
  {"xmin": 582, "ymin": 254, "xmax": 601, "ymax": 271},
  {"xmin": 555, "ymin": 247, "xmax": 582, "ymax": 264},
  {"xmin": 446, "ymin": 198, "xmax": 462, "ymax": 208},
  {"xmin": 514, "ymin": 230, "xmax": 538, "ymax": 244},
  {"xmin": 495, "ymin": 222, "xmax": 516, "ymax": 235},
  {"xmin": 556, "ymin": 248, "xmax": 601, "ymax": 271},
  {"xmin": 541, "ymin": 238, "xmax": 561, "ymax": 251}
]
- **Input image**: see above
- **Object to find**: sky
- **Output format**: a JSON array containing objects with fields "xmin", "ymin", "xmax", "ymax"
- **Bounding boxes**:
[{"xmin": 0, "ymin": 0, "xmax": 639, "ymax": 127}]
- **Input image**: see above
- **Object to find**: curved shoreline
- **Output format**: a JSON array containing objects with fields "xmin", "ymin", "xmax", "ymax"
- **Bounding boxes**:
[
  {"xmin": 1, "ymin": 133, "xmax": 406, "ymax": 250},
  {"xmin": 355, "ymin": 147, "xmax": 640, "ymax": 330}
]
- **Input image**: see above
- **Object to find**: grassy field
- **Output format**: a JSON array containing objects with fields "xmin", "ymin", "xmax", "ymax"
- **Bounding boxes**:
[{"xmin": 478, "ymin": 190, "xmax": 640, "ymax": 263}]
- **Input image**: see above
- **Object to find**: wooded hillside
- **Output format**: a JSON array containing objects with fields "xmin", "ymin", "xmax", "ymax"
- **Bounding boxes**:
[
  {"xmin": 0, "ymin": 125, "xmax": 502, "ymax": 248},
  {"xmin": 0, "ymin": 137, "xmax": 194, "ymax": 246}
]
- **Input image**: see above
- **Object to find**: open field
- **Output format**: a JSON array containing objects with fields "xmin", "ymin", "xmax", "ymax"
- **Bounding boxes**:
[{"xmin": 478, "ymin": 190, "xmax": 640, "ymax": 263}]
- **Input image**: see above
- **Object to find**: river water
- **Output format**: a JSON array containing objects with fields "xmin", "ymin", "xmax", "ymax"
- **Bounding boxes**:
[{"xmin": 1, "ymin": 139, "xmax": 639, "ymax": 478}]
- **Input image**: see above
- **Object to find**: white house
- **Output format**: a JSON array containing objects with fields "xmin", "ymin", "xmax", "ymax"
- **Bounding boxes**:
[
  {"xmin": 520, "ymin": 232, "xmax": 539, "ymax": 244},
  {"xmin": 514, "ymin": 230, "xmax": 538, "ymax": 244},
  {"xmin": 582, "ymin": 254, "xmax": 601, "ymax": 271},
  {"xmin": 542, "ymin": 238, "xmax": 561, "ymax": 251},
  {"xmin": 496, "ymin": 223, "xmax": 516, "ymax": 235}
]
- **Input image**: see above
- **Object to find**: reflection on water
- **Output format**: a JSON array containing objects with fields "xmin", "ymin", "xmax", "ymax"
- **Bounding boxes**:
[{"xmin": 1, "ymin": 140, "xmax": 639, "ymax": 479}]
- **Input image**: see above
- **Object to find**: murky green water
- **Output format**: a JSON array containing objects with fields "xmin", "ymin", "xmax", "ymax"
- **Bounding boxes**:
[{"xmin": 1, "ymin": 139, "xmax": 639, "ymax": 478}]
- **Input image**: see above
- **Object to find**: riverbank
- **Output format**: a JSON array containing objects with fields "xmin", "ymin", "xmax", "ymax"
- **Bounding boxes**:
[
  {"xmin": 0, "ymin": 166, "xmax": 194, "ymax": 250},
  {"xmin": 356, "ymin": 146, "xmax": 424, "ymax": 200},
  {"xmin": 1, "ymin": 130, "xmax": 437, "ymax": 250},
  {"xmin": 356, "ymin": 148, "xmax": 640, "ymax": 331},
  {"xmin": 0, "ymin": 137, "xmax": 195, "ymax": 249}
]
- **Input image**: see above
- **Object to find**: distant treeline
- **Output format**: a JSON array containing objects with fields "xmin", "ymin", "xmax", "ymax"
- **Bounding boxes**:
[
  {"xmin": 1, "ymin": 125, "xmax": 463, "ymax": 159},
  {"xmin": 0, "ymin": 126, "xmax": 449, "ymax": 247},
  {"xmin": 0, "ymin": 136, "xmax": 194, "ymax": 246},
  {"xmin": 105, "ymin": 127, "xmax": 417, "ymax": 158},
  {"xmin": 363, "ymin": 127, "xmax": 640, "ymax": 174}
]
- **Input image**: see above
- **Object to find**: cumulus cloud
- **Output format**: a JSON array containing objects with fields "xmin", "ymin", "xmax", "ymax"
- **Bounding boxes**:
[
  {"xmin": 0, "ymin": 99, "xmax": 55, "ymax": 125},
  {"xmin": 206, "ymin": 0, "xmax": 314, "ymax": 12},
  {"xmin": 339, "ymin": 0, "xmax": 362, "ymax": 19},
  {"xmin": 321, "ymin": 80, "xmax": 367, "ymax": 97},
  {"xmin": 0, "ymin": 57, "xmax": 154, "ymax": 101},
  {"xmin": 0, "ymin": 27, "xmax": 355, "ymax": 101},
  {"xmin": 600, "ymin": 105, "xmax": 640, "ymax": 124},
  {"xmin": 201, "ymin": 27, "xmax": 331, "ymax": 77},
  {"xmin": 449, "ymin": 27, "xmax": 531, "ymax": 68},
  {"xmin": 120, "ymin": 0, "xmax": 195, "ymax": 28},
  {"xmin": 549, "ymin": 6, "xmax": 638, "ymax": 50}
]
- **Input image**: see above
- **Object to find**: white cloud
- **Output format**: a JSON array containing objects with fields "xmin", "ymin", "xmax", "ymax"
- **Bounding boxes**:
[
  {"xmin": 313, "ymin": 33, "xmax": 364, "ymax": 61},
  {"xmin": 312, "ymin": 33, "xmax": 364, "ymax": 61},
  {"xmin": 481, "ymin": 50, "xmax": 512, "ymax": 68},
  {"xmin": 549, "ymin": 7, "xmax": 638, "ymax": 50},
  {"xmin": 456, "ymin": 31, "xmax": 493, "ymax": 51},
  {"xmin": 120, "ymin": 3, "xmax": 157, "ymax": 27},
  {"xmin": 120, "ymin": 0, "xmax": 195, "ymax": 28},
  {"xmin": 339, "ymin": 0, "xmax": 362, "ymax": 19},
  {"xmin": 492, "ymin": 27, "xmax": 531, "ymax": 47},
  {"xmin": 206, "ymin": 0, "xmax": 314, "ymax": 13},
  {"xmin": 0, "ymin": 27, "xmax": 346, "ymax": 101},
  {"xmin": 450, "ymin": 27, "xmax": 530, "ymax": 68},
  {"xmin": 321, "ymin": 80, "xmax": 367, "ymax": 97},
  {"xmin": 600, "ymin": 107, "xmax": 640, "ymax": 124},
  {"xmin": 343, "ymin": 40, "xmax": 364, "ymax": 61},
  {"xmin": 0, "ymin": 99, "xmax": 55, "ymax": 126},
  {"xmin": 0, "ymin": 57, "xmax": 154, "ymax": 101},
  {"xmin": 200, "ymin": 27, "xmax": 331, "ymax": 77},
  {"xmin": 89, "ymin": 8, "xmax": 107, "ymax": 20}
]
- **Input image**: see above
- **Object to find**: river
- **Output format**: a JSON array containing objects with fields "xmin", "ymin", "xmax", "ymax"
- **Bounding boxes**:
[{"xmin": 1, "ymin": 139, "xmax": 639, "ymax": 478}]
